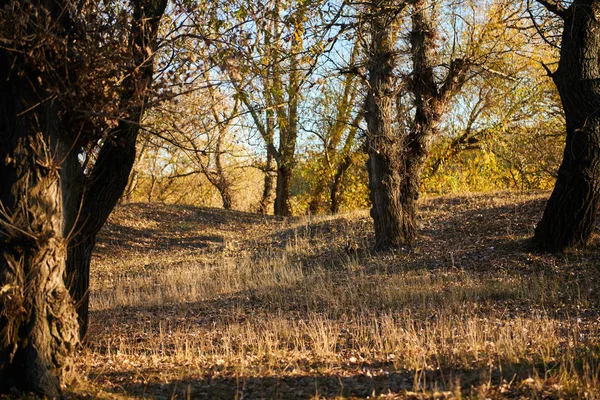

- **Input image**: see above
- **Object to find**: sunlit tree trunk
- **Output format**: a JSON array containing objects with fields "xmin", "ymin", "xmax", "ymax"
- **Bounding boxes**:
[
  {"xmin": 365, "ymin": 0, "xmax": 469, "ymax": 248},
  {"xmin": 365, "ymin": 1, "xmax": 406, "ymax": 249},
  {"xmin": 259, "ymin": 145, "xmax": 276, "ymax": 214}
]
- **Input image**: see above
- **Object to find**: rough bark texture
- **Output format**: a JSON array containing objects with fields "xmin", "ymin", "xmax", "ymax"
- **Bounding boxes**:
[
  {"xmin": 65, "ymin": 0, "xmax": 167, "ymax": 339},
  {"xmin": 365, "ymin": 0, "xmax": 469, "ymax": 249},
  {"xmin": 365, "ymin": 1, "xmax": 408, "ymax": 249},
  {"xmin": 0, "ymin": 52, "xmax": 79, "ymax": 397},
  {"xmin": 533, "ymin": 1, "xmax": 600, "ymax": 251}
]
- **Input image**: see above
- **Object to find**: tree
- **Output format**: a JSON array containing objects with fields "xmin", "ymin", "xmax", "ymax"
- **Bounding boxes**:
[
  {"xmin": 188, "ymin": 0, "xmax": 341, "ymax": 216},
  {"xmin": 423, "ymin": 3, "xmax": 564, "ymax": 194},
  {"xmin": 143, "ymin": 85, "xmax": 244, "ymax": 209},
  {"xmin": 0, "ymin": 0, "xmax": 80, "ymax": 394},
  {"xmin": 363, "ymin": 0, "xmax": 407, "ymax": 249},
  {"xmin": 531, "ymin": 0, "xmax": 600, "ymax": 251},
  {"xmin": 306, "ymin": 43, "xmax": 364, "ymax": 215},
  {"xmin": 65, "ymin": 0, "xmax": 168, "ymax": 339},
  {"xmin": 364, "ymin": 0, "xmax": 526, "ymax": 249},
  {"xmin": 365, "ymin": 0, "xmax": 472, "ymax": 249},
  {"xmin": 218, "ymin": 0, "xmax": 307, "ymax": 216},
  {"xmin": 0, "ymin": 0, "xmax": 168, "ymax": 393}
]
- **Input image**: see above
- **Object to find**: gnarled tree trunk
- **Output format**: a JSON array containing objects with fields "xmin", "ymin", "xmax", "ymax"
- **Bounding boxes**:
[
  {"xmin": 0, "ymin": 74, "xmax": 78, "ymax": 397},
  {"xmin": 365, "ymin": 0, "xmax": 469, "ymax": 249},
  {"xmin": 533, "ymin": 1, "xmax": 600, "ymax": 251},
  {"xmin": 0, "ymin": 1, "xmax": 79, "ymax": 394}
]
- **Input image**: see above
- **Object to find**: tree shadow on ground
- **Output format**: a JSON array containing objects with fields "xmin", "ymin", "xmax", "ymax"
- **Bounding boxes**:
[
  {"xmin": 255, "ymin": 193, "xmax": 551, "ymax": 275},
  {"xmin": 93, "ymin": 204, "xmax": 285, "ymax": 258},
  {"xmin": 88, "ymin": 192, "xmax": 600, "ymax": 327},
  {"xmin": 85, "ymin": 362, "xmax": 546, "ymax": 399}
]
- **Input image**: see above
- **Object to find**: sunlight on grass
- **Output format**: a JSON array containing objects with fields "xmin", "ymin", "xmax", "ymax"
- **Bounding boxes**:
[{"xmin": 77, "ymin": 192, "xmax": 600, "ymax": 399}]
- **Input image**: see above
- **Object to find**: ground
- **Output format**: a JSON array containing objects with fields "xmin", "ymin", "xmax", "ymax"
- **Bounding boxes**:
[{"xmin": 68, "ymin": 191, "xmax": 600, "ymax": 399}]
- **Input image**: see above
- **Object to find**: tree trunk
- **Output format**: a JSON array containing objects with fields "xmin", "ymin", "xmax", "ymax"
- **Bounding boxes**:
[
  {"xmin": 0, "ymin": 78, "xmax": 78, "ymax": 396},
  {"xmin": 258, "ymin": 149, "xmax": 276, "ymax": 214},
  {"xmin": 365, "ymin": 0, "xmax": 469, "ymax": 249},
  {"xmin": 330, "ymin": 155, "xmax": 353, "ymax": 214},
  {"xmin": 365, "ymin": 1, "xmax": 406, "ymax": 249},
  {"xmin": 272, "ymin": 6, "xmax": 303, "ymax": 218},
  {"xmin": 65, "ymin": 0, "xmax": 168, "ymax": 339},
  {"xmin": 218, "ymin": 184, "xmax": 234, "ymax": 210},
  {"xmin": 214, "ymin": 128, "xmax": 234, "ymax": 210},
  {"xmin": 66, "ymin": 129, "xmax": 139, "ymax": 338},
  {"xmin": 274, "ymin": 164, "xmax": 293, "ymax": 216},
  {"xmin": 533, "ymin": 1, "xmax": 600, "ymax": 251}
]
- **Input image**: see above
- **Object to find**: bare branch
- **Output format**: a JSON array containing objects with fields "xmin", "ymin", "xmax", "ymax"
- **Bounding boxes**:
[{"xmin": 527, "ymin": 0, "xmax": 562, "ymax": 49}]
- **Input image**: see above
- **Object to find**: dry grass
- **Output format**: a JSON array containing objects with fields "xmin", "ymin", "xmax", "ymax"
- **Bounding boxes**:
[{"xmin": 70, "ymin": 191, "xmax": 600, "ymax": 399}]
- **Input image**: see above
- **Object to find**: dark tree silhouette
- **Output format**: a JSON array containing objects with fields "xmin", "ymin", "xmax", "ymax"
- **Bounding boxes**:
[
  {"xmin": 0, "ymin": 0, "xmax": 167, "ymax": 394},
  {"xmin": 532, "ymin": 0, "xmax": 600, "ymax": 251}
]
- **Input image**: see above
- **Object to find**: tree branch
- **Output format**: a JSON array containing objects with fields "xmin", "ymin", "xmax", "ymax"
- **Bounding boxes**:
[
  {"xmin": 437, "ymin": 58, "xmax": 470, "ymax": 105},
  {"xmin": 535, "ymin": 0, "xmax": 569, "ymax": 19}
]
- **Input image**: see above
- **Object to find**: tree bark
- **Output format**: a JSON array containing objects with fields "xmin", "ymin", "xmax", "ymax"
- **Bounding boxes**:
[
  {"xmin": 274, "ymin": 164, "xmax": 293, "ymax": 216},
  {"xmin": 533, "ymin": 1, "xmax": 600, "ymax": 251},
  {"xmin": 65, "ymin": 0, "xmax": 168, "ymax": 339},
  {"xmin": 365, "ymin": 0, "xmax": 469, "ymax": 249},
  {"xmin": 365, "ymin": 1, "xmax": 406, "ymax": 249},
  {"xmin": 0, "ymin": 65, "xmax": 78, "ymax": 397}
]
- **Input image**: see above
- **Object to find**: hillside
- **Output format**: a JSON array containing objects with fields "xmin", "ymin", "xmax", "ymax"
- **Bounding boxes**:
[{"xmin": 72, "ymin": 191, "xmax": 600, "ymax": 399}]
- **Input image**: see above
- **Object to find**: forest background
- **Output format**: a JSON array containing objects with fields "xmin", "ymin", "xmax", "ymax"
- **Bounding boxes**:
[{"xmin": 126, "ymin": 0, "xmax": 563, "ymax": 215}]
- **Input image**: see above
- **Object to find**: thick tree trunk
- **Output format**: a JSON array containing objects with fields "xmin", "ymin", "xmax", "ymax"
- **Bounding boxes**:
[
  {"xmin": 0, "ymin": 1, "xmax": 80, "ymax": 394},
  {"xmin": 365, "ymin": 1, "xmax": 406, "ymax": 249},
  {"xmin": 533, "ymin": 1, "xmax": 600, "ymax": 251},
  {"xmin": 365, "ymin": 0, "xmax": 468, "ymax": 249},
  {"xmin": 366, "ymin": 150, "xmax": 406, "ymax": 249},
  {"xmin": 0, "ymin": 82, "xmax": 79, "ymax": 396}
]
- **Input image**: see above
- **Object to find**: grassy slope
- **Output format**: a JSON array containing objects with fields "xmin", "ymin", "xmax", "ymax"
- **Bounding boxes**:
[{"xmin": 72, "ymin": 191, "xmax": 600, "ymax": 399}]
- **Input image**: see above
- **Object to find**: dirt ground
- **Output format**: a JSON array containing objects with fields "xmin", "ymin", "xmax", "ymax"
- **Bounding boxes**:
[{"xmin": 69, "ymin": 191, "xmax": 600, "ymax": 399}]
